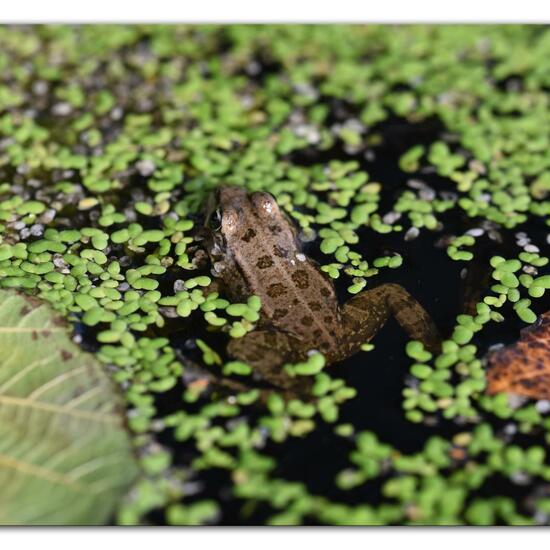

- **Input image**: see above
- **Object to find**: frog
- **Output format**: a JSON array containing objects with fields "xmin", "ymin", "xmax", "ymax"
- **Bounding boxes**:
[{"xmin": 200, "ymin": 184, "xmax": 440, "ymax": 395}]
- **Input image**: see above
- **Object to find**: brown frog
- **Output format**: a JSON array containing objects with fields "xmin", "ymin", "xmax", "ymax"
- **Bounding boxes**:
[{"xmin": 202, "ymin": 185, "xmax": 440, "ymax": 394}]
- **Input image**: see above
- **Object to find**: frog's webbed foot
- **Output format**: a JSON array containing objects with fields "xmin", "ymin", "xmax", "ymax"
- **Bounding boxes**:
[
  {"xmin": 339, "ymin": 283, "xmax": 441, "ymax": 356},
  {"xmin": 227, "ymin": 329, "xmax": 310, "ymax": 395}
]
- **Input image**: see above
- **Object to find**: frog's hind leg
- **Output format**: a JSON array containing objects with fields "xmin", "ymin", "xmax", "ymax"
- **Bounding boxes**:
[
  {"xmin": 339, "ymin": 283, "xmax": 441, "ymax": 357},
  {"xmin": 227, "ymin": 329, "xmax": 309, "ymax": 394}
]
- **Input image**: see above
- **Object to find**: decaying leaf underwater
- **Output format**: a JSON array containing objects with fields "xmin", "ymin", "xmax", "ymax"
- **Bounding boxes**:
[{"xmin": 487, "ymin": 312, "xmax": 550, "ymax": 400}]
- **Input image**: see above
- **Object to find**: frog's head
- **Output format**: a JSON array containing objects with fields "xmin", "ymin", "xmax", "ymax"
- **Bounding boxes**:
[{"xmin": 203, "ymin": 184, "xmax": 298, "ymax": 263}]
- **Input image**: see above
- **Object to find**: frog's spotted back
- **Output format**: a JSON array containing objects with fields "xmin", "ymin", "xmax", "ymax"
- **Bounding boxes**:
[{"xmin": 204, "ymin": 185, "xmax": 341, "ymax": 355}]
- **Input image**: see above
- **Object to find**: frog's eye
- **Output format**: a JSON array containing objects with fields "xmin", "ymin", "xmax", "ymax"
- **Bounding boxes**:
[
  {"xmin": 251, "ymin": 191, "xmax": 278, "ymax": 215},
  {"xmin": 207, "ymin": 208, "xmax": 222, "ymax": 231}
]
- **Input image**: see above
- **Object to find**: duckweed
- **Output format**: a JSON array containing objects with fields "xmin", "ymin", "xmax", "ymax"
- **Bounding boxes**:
[{"xmin": 1, "ymin": 24, "xmax": 550, "ymax": 526}]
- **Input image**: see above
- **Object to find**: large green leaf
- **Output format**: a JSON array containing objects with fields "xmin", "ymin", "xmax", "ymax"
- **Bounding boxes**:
[{"xmin": 0, "ymin": 290, "xmax": 138, "ymax": 525}]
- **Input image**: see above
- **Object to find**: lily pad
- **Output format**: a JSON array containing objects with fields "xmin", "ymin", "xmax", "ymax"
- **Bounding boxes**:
[{"xmin": 0, "ymin": 290, "xmax": 138, "ymax": 525}]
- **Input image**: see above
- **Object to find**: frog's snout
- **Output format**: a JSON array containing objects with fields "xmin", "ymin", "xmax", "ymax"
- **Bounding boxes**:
[{"xmin": 217, "ymin": 184, "xmax": 248, "ymax": 204}]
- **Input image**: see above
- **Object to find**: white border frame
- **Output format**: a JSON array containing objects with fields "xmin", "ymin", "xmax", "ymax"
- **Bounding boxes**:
[{"xmin": 1, "ymin": 1, "xmax": 550, "ymax": 23}]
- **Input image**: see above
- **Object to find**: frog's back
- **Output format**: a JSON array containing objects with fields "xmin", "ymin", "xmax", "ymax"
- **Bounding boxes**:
[
  {"xmin": 207, "ymin": 186, "xmax": 342, "ymax": 356},
  {"xmin": 225, "ymin": 193, "xmax": 341, "ymax": 355}
]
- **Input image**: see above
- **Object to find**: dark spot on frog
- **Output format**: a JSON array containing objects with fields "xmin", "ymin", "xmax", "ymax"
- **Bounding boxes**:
[
  {"xmin": 241, "ymin": 228, "xmax": 256, "ymax": 242},
  {"xmin": 248, "ymin": 351, "xmax": 262, "ymax": 362},
  {"xmin": 20, "ymin": 306, "xmax": 31, "ymax": 316},
  {"xmin": 269, "ymin": 224, "xmax": 282, "ymax": 233},
  {"xmin": 313, "ymin": 329, "xmax": 322, "ymax": 338},
  {"xmin": 267, "ymin": 283, "xmax": 287, "ymax": 298},
  {"xmin": 292, "ymin": 298, "xmax": 299, "ymax": 305},
  {"xmin": 43, "ymin": 329, "xmax": 51, "ymax": 338},
  {"xmin": 308, "ymin": 301, "xmax": 322, "ymax": 311},
  {"xmin": 301, "ymin": 315, "xmax": 314, "ymax": 327},
  {"xmin": 324, "ymin": 315, "xmax": 334, "ymax": 324},
  {"xmin": 32, "ymin": 331, "xmax": 38, "ymax": 340},
  {"xmin": 256, "ymin": 255, "xmax": 274, "ymax": 269},
  {"xmin": 291, "ymin": 270, "xmax": 309, "ymax": 289},
  {"xmin": 61, "ymin": 350, "xmax": 73, "ymax": 361},
  {"xmin": 264, "ymin": 332, "xmax": 278, "ymax": 346},
  {"xmin": 273, "ymin": 244, "xmax": 288, "ymax": 258},
  {"xmin": 273, "ymin": 308, "xmax": 288, "ymax": 320},
  {"xmin": 520, "ymin": 379, "xmax": 537, "ymax": 389},
  {"xmin": 320, "ymin": 287, "xmax": 331, "ymax": 297}
]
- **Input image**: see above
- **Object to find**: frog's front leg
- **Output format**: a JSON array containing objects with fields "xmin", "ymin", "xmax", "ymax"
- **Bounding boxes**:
[
  {"xmin": 338, "ymin": 283, "xmax": 441, "ymax": 357},
  {"xmin": 228, "ymin": 329, "xmax": 310, "ymax": 395}
]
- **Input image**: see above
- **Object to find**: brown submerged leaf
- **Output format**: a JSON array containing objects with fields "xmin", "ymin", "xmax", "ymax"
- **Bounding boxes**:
[{"xmin": 487, "ymin": 311, "xmax": 550, "ymax": 399}]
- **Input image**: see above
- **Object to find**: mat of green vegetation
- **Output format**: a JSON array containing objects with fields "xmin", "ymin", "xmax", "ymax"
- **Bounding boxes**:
[{"xmin": 1, "ymin": 25, "xmax": 550, "ymax": 525}]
